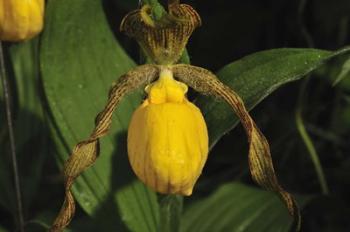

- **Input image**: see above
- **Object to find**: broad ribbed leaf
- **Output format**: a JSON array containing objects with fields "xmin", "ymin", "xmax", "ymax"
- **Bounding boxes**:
[
  {"xmin": 0, "ymin": 40, "xmax": 46, "ymax": 215},
  {"xmin": 181, "ymin": 183, "xmax": 310, "ymax": 232},
  {"xmin": 197, "ymin": 47, "xmax": 350, "ymax": 148},
  {"xmin": 41, "ymin": 0, "xmax": 158, "ymax": 231},
  {"xmin": 9, "ymin": 40, "xmax": 47, "ymax": 211}
]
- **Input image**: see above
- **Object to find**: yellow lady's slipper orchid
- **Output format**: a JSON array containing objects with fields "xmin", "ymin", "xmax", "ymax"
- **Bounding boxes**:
[
  {"xmin": 0, "ymin": 0, "xmax": 44, "ymax": 41},
  {"xmin": 128, "ymin": 68, "xmax": 208, "ymax": 196},
  {"xmin": 51, "ymin": 1, "xmax": 300, "ymax": 231}
]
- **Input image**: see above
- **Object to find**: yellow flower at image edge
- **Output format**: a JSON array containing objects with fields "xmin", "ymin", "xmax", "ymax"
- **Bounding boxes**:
[
  {"xmin": 128, "ymin": 68, "xmax": 209, "ymax": 195},
  {"xmin": 0, "ymin": 0, "xmax": 44, "ymax": 41}
]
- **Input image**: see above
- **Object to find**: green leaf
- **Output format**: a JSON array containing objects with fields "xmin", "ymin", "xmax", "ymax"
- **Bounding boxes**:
[
  {"xmin": 181, "ymin": 183, "xmax": 310, "ymax": 232},
  {"xmin": 0, "ymin": 39, "xmax": 46, "ymax": 214},
  {"xmin": 24, "ymin": 210, "xmax": 99, "ymax": 232},
  {"xmin": 9, "ymin": 39, "xmax": 47, "ymax": 210},
  {"xmin": 195, "ymin": 47, "xmax": 350, "ymax": 148},
  {"xmin": 41, "ymin": 0, "xmax": 158, "ymax": 231},
  {"xmin": 333, "ymin": 56, "xmax": 350, "ymax": 86}
]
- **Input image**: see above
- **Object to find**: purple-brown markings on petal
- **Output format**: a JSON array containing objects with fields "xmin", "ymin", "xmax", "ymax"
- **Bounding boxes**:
[
  {"xmin": 172, "ymin": 64, "xmax": 301, "ymax": 231},
  {"xmin": 50, "ymin": 65, "xmax": 159, "ymax": 232}
]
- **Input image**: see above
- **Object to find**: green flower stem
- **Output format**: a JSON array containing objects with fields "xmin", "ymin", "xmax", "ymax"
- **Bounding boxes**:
[
  {"xmin": 295, "ymin": 78, "xmax": 329, "ymax": 195},
  {"xmin": 143, "ymin": 0, "xmax": 166, "ymax": 20},
  {"xmin": 158, "ymin": 195, "xmax": 183, "ymax": 232},
  {"xmin": 0, "ymin": 42, "xmax": 24, "ymax": 232},
  {"xmin": 142, "ymin": 2, "xmax": 188, "ymax": 229}
]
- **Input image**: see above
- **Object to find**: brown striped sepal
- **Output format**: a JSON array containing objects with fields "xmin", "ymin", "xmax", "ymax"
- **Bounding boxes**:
[
  {"xmin": 50, "ymin": 65, "xmax": 159, "ymax": 232},
  {"xmin": 120, "ymin": 2, "xmax": 201, "ymax": 65},
  {"xmin": 173, "ymin": 64, "xmax": 302, "ymax": 231}
]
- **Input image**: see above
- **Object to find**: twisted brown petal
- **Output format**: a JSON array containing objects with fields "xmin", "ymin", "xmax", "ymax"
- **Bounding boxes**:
[
  {"xmin": 50, "ymin": 64, "xmax": 159, "ymax": 232},
  {"xmin": 173, "ymin": 64, "xmax": 301, "ymax": 231}
]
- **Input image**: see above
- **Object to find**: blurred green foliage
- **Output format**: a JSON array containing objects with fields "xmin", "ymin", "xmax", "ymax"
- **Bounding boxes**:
[{"xmin": 1, "ymin": 0, "xmax": 350, "ymax": 231}]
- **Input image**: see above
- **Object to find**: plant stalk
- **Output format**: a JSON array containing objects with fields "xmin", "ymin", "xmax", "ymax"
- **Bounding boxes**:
[
  {"xmin": 296, "ymin": 0, "xmax": 329, "ymax": 195},
  {"xmin": 295, "ymin": 78, "xmax": 329, "ymax": 195},
  {"xmin": 159, "ymin": 195, "xmax": 183, "ymax": 232},
  {"xmin": 0, "ymin": 42, "xmax": 25, "ymax": 232}
]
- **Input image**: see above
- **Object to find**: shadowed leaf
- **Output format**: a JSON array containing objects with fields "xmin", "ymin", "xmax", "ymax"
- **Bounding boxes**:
[
  {"xmin": 181, "ymin": 182, "xmax": 311, "ymax": 232},
  {"xmin": 41, "ymin": 0, "xmax": 159, "ymax": 231},
  {"xmin": 0, "ymin": 39, "xmax": 46, "ymax": 222},
  {"xmin": 197, "ymin": 47, "xmax": 350, "ymax": 148}
]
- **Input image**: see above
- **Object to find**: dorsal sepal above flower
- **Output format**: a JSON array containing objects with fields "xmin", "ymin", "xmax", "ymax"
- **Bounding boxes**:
[{"xmin": 120, "ymin": 1, "xmax": 201, "ymax": 65}]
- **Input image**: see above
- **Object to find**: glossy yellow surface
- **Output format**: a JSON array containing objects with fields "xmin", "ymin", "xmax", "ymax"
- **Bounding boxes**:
[
  {"xmin": 0, "ymin": 0, "xmax": 44, "ymax": 41},
  {"xmin": 128, "ymin": 68, "xmax": 208, "ymax": 195}
]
